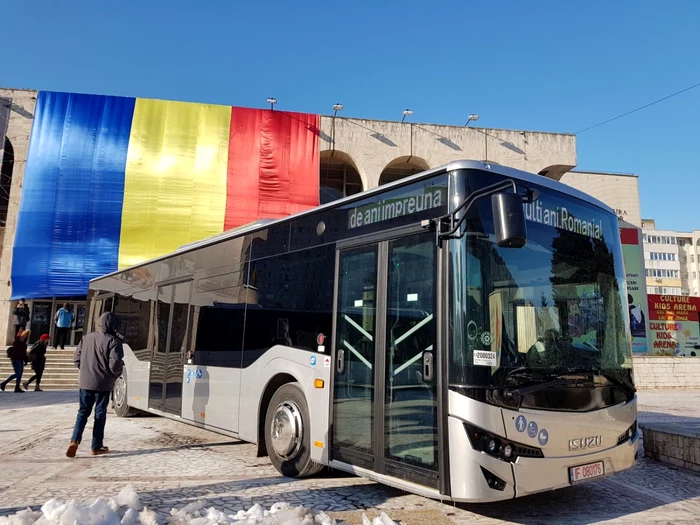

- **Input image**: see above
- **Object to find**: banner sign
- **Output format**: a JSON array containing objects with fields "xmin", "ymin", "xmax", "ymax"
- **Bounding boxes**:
[
  {"xmin": 620, "ymin": 227, "xmax": 649, "ymax": 353},
  {"xmin": 647, "ymin": 294, "xmax": 700, "ymax": 355}
]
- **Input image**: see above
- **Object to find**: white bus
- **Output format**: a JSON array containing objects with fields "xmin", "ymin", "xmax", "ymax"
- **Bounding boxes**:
[{"xmin": 87, "ymin": 160, "xmax": 638, "ymax": 502}]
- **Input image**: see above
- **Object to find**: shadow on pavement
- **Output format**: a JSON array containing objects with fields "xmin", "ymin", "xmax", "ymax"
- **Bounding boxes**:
[
  {"xmin": 99, "ymin": 440, "xmax": 248, "ymax": 458},
  {"xmin": 134, "ymin": 477, "xmax": 399, "ymax": 513},
  {"xmin": 0, "ymin": 390, "xmax": 77, "ymax": 411},
  {"xmin": 639, "ymin": 410, "xmax": 700, "ymax": 425}
]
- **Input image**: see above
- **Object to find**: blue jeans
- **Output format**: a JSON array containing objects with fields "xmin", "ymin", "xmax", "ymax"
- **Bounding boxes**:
[
  {"xmin": 70, "ymin": 389, "xmax": 111, "ymax": 451},
  {"xmin": 2, "ymin": 360, "xmax": 24, "ymax": 389}
]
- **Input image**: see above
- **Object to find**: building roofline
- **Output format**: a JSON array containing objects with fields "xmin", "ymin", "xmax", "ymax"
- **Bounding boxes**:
[
  {"xmin": 0, "ymin": 86, "xmax": 38, "ymax": 96},
  {"xmin": 332, "ymin": 116, "xmax": 575, "ymax": 137},
  {"xmin": 0, "ymin": 86, "xmax": 575, "ymax": 138}
]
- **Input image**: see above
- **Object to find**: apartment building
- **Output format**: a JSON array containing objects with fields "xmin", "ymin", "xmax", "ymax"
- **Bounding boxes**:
[{"xmin": 642, "ymin": 219, "xmax": 700, "ymax": 296}]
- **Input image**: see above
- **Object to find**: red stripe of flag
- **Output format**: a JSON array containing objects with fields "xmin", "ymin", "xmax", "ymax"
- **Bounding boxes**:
[{"xmin": 225, "ymin": 107, "xmax": 320, "ymax": 230}]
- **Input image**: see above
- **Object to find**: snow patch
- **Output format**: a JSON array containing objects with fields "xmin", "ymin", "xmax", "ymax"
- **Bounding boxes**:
[{"xmin": 0, "ymin": 487, "xmax": 399, "ymax": 525}]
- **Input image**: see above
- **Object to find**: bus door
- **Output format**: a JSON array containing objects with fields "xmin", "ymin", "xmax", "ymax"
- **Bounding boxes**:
[
  {"xmin": 149, "ymin": 279, "xmax": 192, "ymax": 415},
  {"xmin": 331, "ymin": 230, "xmax": 440, "ymax": 489}
]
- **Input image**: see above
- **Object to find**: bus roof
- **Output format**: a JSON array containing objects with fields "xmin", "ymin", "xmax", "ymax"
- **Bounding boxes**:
[{"xmin": 91, "ymin": 160, "xmax": 615, "ymax": 283}]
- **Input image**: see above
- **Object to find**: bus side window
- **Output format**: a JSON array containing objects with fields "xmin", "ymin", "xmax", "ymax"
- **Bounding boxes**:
[
  {"xmin": 243, "ymin": 246, "xmax": 334, "ymax": 357},
  {"xmin": 190, "ymin": 271, "xmax": 247, "ymax": 368}
]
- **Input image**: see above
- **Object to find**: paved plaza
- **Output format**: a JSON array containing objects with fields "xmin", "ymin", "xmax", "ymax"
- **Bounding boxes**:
[{"xmin": 1, "ymin": 390, "xmax": 699, "ymax": 524}]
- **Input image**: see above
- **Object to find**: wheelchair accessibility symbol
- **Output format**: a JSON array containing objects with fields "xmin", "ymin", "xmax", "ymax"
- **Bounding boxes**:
[{"xmin": 310, "ymin": 355, "xmax": 317, "ymax": 366}]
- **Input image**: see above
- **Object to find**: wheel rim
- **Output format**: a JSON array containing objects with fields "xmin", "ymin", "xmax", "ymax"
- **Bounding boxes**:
[
  {"xmin": 270, "ymin": 400, "xmax": 303, "ymax": 460},
  {"xmin": 114, "ymin": 376, "xmax": 126, "ymax": 408}
]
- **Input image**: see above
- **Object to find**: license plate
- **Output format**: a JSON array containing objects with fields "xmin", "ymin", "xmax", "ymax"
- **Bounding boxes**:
[{"xmin": 569, "ymin": 461, "xmax": 604, "ymax": 483}]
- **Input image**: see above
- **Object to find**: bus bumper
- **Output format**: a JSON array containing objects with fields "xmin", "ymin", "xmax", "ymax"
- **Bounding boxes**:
[
  {"xmin": 447, "ymin": 413, "xmax": 639, "ymax": 503},
  {"xmin": 512, "ymin": 433, "xmax": 639, "ymax": 498}
]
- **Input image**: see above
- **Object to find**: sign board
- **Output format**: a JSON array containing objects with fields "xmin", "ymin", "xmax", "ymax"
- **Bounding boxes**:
[
  {"xmin": 620, "ymin": 227, "xmax": 649, "ymax": 353},
  {"xmin": 647, "ymin": 294, "xmax": 700, "ymax": 356}
]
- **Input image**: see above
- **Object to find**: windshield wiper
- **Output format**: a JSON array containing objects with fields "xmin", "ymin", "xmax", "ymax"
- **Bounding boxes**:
[
  {"xmin": 601, "ymin": 372, "xmax": 636, "ymax": 393},
  {"xmin": 502, "ymin": 378, "xmax": 585, "ymax": 401},
  {"xmin": 553, "ymin": 366, "xmax": 636, "ymax": 393}
]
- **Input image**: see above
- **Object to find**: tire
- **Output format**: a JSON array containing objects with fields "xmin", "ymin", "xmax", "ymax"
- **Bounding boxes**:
[
  {"xmin": 264, "ymin": 382, "xmax": 323, "ymax": 478},
  {"xmin": 112, "ymin": 370, "xmax": 138, "ymax": 417}
]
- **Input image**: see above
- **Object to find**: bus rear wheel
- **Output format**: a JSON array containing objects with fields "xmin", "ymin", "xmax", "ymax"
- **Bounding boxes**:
[
  {"xmin": 264, "ymin": 383, "xmax": 323, "ymax": 478},
  {"xmin": 112, "ymin": 371, "xmax": 138, "ymax": 417}
]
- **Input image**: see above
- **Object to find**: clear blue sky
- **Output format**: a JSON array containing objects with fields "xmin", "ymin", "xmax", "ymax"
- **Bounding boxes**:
[{"xmin": 3, "ymin": 0, "xmax": 699, "ymax": 231}]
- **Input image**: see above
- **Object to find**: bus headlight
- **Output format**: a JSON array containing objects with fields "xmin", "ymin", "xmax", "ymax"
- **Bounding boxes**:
[
  {"xmin": 464, "ymin": 423, "xmax": 543, "ymax": 463},
  {"xmin": 487, "ymin": 439, "xmax": 499, "ymax": 454},
  {"xmin": 617, "ymin": 420, "xmax": 637, "ymax": 445}
]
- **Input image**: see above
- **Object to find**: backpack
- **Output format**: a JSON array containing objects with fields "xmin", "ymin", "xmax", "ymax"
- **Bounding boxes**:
[{"xmin": 27, "ymin": 342, "xmax": 39, "ymax": 361}]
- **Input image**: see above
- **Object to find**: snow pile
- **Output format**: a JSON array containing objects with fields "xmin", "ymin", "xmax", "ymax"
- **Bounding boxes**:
[{"xmin": 0, "ymin": 486, "xmax": 398, "ymax": 525}]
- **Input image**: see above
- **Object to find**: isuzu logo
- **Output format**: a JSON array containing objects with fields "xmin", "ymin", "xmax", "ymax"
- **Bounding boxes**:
[{"xmin": 569, "ymin": 435, "xmax": 603, "ymax": 451}]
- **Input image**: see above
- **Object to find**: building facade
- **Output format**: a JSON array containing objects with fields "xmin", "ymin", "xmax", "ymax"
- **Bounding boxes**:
[
  {"xmin": 642, "ymin": 219, "xmax": 700, "ymax": 297},
  {"xmin": 0, "ymin": 87, "xmax": 580, "ymax": 345},
  {"xmin": 559, "ymin": 170, "xmax": 642, "ymax": 227}
]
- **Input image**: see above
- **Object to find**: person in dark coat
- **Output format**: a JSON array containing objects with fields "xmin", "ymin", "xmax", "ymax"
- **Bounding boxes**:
[
  {"xmin": 1, "ymin": 330, "xmax": 30, "ymax": 393},
  {"xmin": 24, "ymin": 333, "xmax": 50, "ymax": 392},
  {"xmin": 13, "ymin": 300, "xmax": 30, "ymax": 338},
  {"xmin": 66, "ymin": 312, "xmax": 124, "ymax": 458}
]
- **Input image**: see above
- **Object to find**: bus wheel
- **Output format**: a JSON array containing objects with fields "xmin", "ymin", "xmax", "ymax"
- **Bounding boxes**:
[
  {"xmin": 265, "ymin": 383, "xmax": 322, "ymax": 478},
  {"xmin": 113, "ymin": 371, "xmax": 138, "ymax": 417}
]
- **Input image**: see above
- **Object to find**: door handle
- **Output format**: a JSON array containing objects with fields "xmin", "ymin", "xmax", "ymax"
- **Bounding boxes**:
[
  {"xmin": 423, "ymin": 351, "xmax": 434, "ymax": 382},
  {"xmin": 337, "ymin": 348, "xmax": 345, "ymax": 374}
]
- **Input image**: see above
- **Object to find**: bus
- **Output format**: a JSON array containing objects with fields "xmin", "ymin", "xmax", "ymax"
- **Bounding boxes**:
[{"xmin": 87, "ymin": 160, "xmax": 638, "ymax": 502}]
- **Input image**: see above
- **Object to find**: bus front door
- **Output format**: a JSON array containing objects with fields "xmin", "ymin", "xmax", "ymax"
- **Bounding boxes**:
[
  {"xmin": 149, "ymin": 280, "xmax": 192, "ymax": 415},
  {"xmin": 331, "ymin": 231, "xmax": 439, "ymax": 489}
]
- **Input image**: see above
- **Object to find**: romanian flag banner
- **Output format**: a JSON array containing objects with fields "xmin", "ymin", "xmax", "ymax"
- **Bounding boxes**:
[{"xmin": 11, "ymin": 91, "xmax": 320, "ymax": 299}]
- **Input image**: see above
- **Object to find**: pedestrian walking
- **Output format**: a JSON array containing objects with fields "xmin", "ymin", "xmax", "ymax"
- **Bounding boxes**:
[
  {"xmin": 1, "ymin": 330, "xmax": 31, "ymax": 393},
  {"xmin": 24, "ymin": 333, "xmax": 50, "ymax": 392},
  {"xmin": 13, "ymin": 299, "xmax": 30, "ymax": 338},
  {"xmin": 66, "ymin": 312, "xmax": 124, "ymax": 458},
  {"xmin": 54, "ymin": 303, "xmax": 74, "ymax": 350}
]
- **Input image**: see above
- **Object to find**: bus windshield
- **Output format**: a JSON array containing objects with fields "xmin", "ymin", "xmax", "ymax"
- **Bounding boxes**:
[{"xmin": 449, "ymin": 171, "xmax": 633, "ymax": 407}]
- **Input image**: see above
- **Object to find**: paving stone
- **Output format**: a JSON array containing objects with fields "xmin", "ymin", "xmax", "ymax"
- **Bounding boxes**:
[{"xmin": 0, "ymin": 390, "xmax": 699, "ymax": 524}]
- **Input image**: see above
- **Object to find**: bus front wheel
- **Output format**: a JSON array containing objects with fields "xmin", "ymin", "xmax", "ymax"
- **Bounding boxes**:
[{"xmin": 264, "ymin": 383, "xmax": 323, "ymax": 478}]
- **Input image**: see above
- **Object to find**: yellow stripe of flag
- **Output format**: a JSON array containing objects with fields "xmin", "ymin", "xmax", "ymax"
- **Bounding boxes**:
[{"xmin": 118, "ymin": 99, "xmax": 231, "ymax": 269}]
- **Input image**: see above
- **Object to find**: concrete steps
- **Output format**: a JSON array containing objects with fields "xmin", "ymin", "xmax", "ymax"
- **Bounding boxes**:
[{"xmin": 0, "ymin": 348, "xmax": 79, "ymax": 390}]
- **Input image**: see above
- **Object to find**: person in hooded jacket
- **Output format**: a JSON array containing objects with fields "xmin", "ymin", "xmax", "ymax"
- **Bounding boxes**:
[
  {"xmin": 1, "ymin": 330, "xmax": 30, "ymax": 393},
  {"xmin": 66, "ymin": 312, "xmax": 124, "ymax": 458}
]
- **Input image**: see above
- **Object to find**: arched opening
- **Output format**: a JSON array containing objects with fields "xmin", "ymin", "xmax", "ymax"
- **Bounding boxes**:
[
  {"xmin": 319, "ymin": 150, "xmax": 364, "ymax": 204},
  {"xmin": 379, "ymin": 156, "xmax": 430, "ymax": 186},
  {"xmin": 0, "ymin": 137, "xmax": 13, "ymax": 227}
]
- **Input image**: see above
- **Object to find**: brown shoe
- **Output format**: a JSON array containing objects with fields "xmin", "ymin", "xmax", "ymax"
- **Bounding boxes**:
[
  {"xmin": 66, "ymin": 441, "xmax": 79, "ymax": 458},
  {"xmin": 91, "ymin": 447, "xmax": 109, "ymax": 456}
]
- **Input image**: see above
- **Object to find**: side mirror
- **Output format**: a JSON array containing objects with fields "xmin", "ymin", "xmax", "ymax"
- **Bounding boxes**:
[{"xmin": 492, "ymin": 192, "xmax": 527, "ymax": 248}]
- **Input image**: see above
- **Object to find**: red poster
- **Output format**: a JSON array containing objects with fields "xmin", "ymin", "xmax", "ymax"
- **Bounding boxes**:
[
  {"xmin": 647, "ymin": 294, "xmax": 700, "ymax": 354},
  {"xmin": 647, "ymin": 294, "xmax": 700, "ymax": 322}
]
